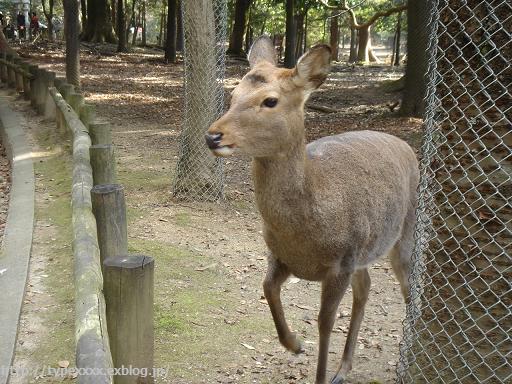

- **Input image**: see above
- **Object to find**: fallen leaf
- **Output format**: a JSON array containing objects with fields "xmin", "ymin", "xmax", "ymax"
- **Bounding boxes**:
[
  {"xmin": 58, "ymin": 360, "xmax": 69, "ymax": 368},
  {"xmin": 195, "ymin": 263, "xmax": 216, "ymax": 271},
  {"xmin": 241, "ymin": 343, "xmax": 256, "ymax": 350},
  {"xmin": 294, "ymin": 304, "xmax": 315, "ymax": 311}
]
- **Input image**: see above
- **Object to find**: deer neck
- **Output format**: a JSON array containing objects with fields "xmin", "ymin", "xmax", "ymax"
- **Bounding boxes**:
[{"xmin": 252, "ymin": 137, "xmax": 312, "ymax": 221}]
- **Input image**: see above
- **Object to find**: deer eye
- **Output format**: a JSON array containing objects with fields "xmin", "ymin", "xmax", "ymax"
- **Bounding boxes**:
[{"xmin": 262, "ymin": 98, "xmax": 278, "ymax": 108}]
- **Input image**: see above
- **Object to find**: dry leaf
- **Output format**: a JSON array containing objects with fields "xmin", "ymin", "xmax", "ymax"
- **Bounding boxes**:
[
  {"xmin": 241, "ymin": 343, "xmax": 256, "ymax": 350},
  {"xmin": 294, "ymin": 304, "xmax": 315, "ymax": 311},
  {"xmin": 195, "ymin": 263, "xmax": 216, "ymax": 271},
  {"xmin": 58, "ymin": 360, "xmax": 70, "ymax": 368}
]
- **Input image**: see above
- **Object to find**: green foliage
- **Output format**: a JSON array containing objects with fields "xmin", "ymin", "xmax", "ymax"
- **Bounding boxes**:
[{"xmin": 237, "ymin": 0, "xmax": 404, "ymax": 50}]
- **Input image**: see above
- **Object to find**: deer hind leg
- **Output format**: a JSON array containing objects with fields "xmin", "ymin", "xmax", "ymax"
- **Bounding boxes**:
[
  {"xmin": 330, "ymin": 268, "xmax": 371, "ymax": 384},
  {"xmin": 316, "ymin": 272, "xmax": 351, "ymax": 384},
  {"xmin": 263, "ymin": 257, "xmax": 304, "ymax": 354},
  {"xmin": 389, "ymin": 206, "xmax": 415, "ymax": 303}
]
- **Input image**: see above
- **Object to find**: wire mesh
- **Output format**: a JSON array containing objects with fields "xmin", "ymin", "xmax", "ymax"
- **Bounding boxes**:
[
  {"xmin": 172, "ymin": 0, "xmax": 227, "ymax": 201},
  {"xmin": 397, "ymin": 0, "xmax": 511, "ymax": 383}
]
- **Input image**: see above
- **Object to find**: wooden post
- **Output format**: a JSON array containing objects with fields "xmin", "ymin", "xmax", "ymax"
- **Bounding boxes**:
[
  {"xmin": 90, "ymin": 184, "xmax": 127, "ymax": 264},
  {"xmin": 34, "ymin": 69, "xmax": 48, "ymax": 112},
  {"xmin": 58, "ymin": 83, "xmax": 75, "ymax": 101},
  {"xmin": 80, "ymin": 104, "xmax": 96, "ymax": 130},
  {"xmin": 6, "ymin": 54, "xmax": 16, "ymax": 88},
  {"xmin": 53, "ymin": 76, "xmax": 65, "ymax": 90},
  {"xmin": 67, "ymin": 92, "xmax": 84, "ymax": 113},
  {"xmin": 13, "ymin": 58, "xmax": 24, "ymax": 93},
  {"xmin": 103, "ymin": 255, "xmax": 155, "ymax": 384},
  {"xmin": 28, "ymin": 65, "xmax": 39, "ymax": 107},
  {"xmin": 42, "ymin": 71, "xmax": 56, "ymax": 117},
  {"xmin": 21, "ymin": 63, "xmax": 31, "ymax": 100},
  {"xmin": 0, "ymin": 53, "xmax": 7, "ymax": 83},
  {"xmin": 89, "ymin": 144, "xmax": 117, "ymax": 185},
  {"xmin": 89, "ymin": 122, "xmax": 112, "ymax": 145}
]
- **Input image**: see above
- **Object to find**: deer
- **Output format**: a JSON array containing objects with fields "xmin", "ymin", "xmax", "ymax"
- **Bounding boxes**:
[{"xmin": 205, "ymin": 36, "xmax": 419, "ymax": 384}]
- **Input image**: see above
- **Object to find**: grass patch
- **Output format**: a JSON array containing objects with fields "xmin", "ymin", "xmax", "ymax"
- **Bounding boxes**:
[
  {"xmin": 174, "ymin": 212, "xmax": 191, "ymax": 227},
  {"xmin": 127, "ymin": 237, "xmax": 275, "ymax": 381},
  {"xmin": 118, "ymin": 167, "xmax": 169, "ymax": 192},
  {"xmin": 27, "ymin": 135, "xmax": 75, "ymax": 366}
]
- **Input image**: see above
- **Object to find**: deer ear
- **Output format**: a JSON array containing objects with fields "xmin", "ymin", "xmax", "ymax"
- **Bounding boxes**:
[
  {"xmin": 294, "ymin": 44, "xmax": 332, "ymax": 91},
  {"xmin": 248, "ymin": 36, "xmax": 277, "ymax": 68}
]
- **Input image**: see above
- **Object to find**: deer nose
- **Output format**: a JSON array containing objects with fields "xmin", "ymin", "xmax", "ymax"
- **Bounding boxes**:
[{"xmin": 205, "ymin": 132, "xmax": 223, "ymax": 149}]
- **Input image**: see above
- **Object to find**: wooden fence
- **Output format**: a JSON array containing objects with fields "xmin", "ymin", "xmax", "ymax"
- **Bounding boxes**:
[{"xmin": 0, "ymin": 51, "xmax": 154, "ymax": 384}]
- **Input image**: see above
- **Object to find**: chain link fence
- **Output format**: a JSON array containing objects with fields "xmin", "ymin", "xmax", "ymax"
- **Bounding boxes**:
[
  {"xmin": 172, "ymin": 0, "xmax": 227, "ymax": 201},
  {"xmin": 397, "ymin": 0, "xmax": 511, "ymax": 383}
]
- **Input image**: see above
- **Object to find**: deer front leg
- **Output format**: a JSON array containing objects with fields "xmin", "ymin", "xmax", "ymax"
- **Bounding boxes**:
[
  {"xmin": 263, "ymin": 257, "xmax": 304, "ymax": 354},
  {"xmin": 316, "ymin": 272, "xmax": 351, "ymax": 384},
  {"xmin": 331, "ymin": 268, "xmax": 371, "ymax": 384}
]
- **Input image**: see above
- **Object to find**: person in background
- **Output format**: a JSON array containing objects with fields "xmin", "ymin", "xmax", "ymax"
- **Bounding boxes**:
[
  {"xmin": 16, "ymin": 11, "xmax": 25, "ymax": 40},
  {"xmin": 30, "ymin": 11, "xmax": 39, "ymax": 37}
]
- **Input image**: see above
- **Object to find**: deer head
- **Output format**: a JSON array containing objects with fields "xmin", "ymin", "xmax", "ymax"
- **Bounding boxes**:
[{"xmin": 206, "ymin": 36, "xmax": 331, "ymax": 158}]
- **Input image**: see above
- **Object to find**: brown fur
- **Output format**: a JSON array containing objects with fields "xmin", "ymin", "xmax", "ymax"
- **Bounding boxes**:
[{"xmin": 207, "ymin": 38, "xmax": 419, "ymax": 384}]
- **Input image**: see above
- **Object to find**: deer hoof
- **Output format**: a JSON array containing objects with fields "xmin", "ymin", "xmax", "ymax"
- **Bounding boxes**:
[
  {"xmin": 329, "ymin": 375, "xmax": 345, "ymax": 384},
  {"xmin": 281, "ymin": 334, "xmax": 304, "ymax": 354}
]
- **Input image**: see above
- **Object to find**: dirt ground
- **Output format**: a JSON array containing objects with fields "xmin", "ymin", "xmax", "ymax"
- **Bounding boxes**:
[{"xmin": 12, "ymin": 41, "xmax": 423, "ymax": 384}]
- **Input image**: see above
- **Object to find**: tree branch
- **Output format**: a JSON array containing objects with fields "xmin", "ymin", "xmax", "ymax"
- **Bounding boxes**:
[{"xmin": 361, "ymin": 4, "xmax": 407, "ymax": 28}]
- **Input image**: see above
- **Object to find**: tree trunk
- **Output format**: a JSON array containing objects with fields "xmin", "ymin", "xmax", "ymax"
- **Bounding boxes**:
[
  {"xmin": 83, "ymin": 0, "xmax": 116, "ymax": 42},
  {"xmin": 393, "ymin": 11, "xmax": 402, "ymax": 66},
  {"xmin": 111, "ymin": 0, "xmax": 116, "ymax": 31},
  {"xmin": 80, "ymin": 0, "xmax": 87, "ymax": 31},
  {"xmin": 349, "ymin": 27, "xmax": 357, "ymax": 62},
  {"xmin": 141, "ymin": 0, "xmax": 146, "ymax": 46},
  {"xmin": 173, "ymin": 0, "xmax": 224, "ymax": 199},
  {"xmin": 42, "ymin": 0, "xmax": 55, "ymax": 41},
  {"xmin": 63, "ymin": 0, "xmax": 81, "ymax": 89},
  {"xmin": 357, "ymin": 24, "xmax": 370, "ymax": 62},
  {"xmin": 158, "ymin": 2, "xmax": 165, "ymax": 46},
  {"xmin": 284, "ymin": 0, "xmax": 296, "ymax": 68},
  {"xmin": 116, "ymin": 0, "xmax": 127, "ymax": 51},
  {"xmin": 295, "ymin": 12, "xmax": 304, "ymax": 58},
  {"xmin": 165, "ymin": 0, "xmax": 176, "ymax": 62},
  {"xmin": 227, "ymin": 0, "xmax": 251, "ymax": 57},
  {"xmin": 244, "ymin": 25, "xmax": 253, "ymax": 54},
  {"xmin": 399, "ymin": 0, "xmax": 427, "ymax": 117},
  {"xmin": 244, "ymin": 4, "xmax": 253, "ymax": 53},
  {"xmin": 329, "ymin": 11, "xmax": 339, "ymax": 61},
  {"xmin": 176, "ymin": 0, "xmax": 183, "ymax": 51},
  {"xmin": 130, "ymin": 0, "xmax": 137, "ymax": 45},
  {"xmin": 303, "ymin": 9, "xmax": 308, "ymax": 53}
]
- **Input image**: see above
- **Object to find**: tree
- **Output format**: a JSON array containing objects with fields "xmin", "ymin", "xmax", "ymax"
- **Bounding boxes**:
[
  {"xmin": 82, "ymin": 0, "xmax": 116, "ymax": 42},
  {"xmin": 173, "ymin": 0, "xmax": 224, "ymax": 198},
  {"xmin": 41, "ymin": 0, "xmax": 55, "ymax": 41},
  {"xmin": 399, "ymin": 0, "xmax": 427, "ymax": 117},
  {"xmin": 165, "ymin": 0, "xmax": 176, "ymax": 62},
  {"xmin": 284, "ymin": 0, "xmax": 296, "ymax": 68},
  {"xmin": 117, "ymin": 0, "xmax": 128, "ymax": 51},
  {"xmin": 321, "ymin": 0, "xmax": 406, "ymax": 63},
  {"xmin": 63, "ymin": 0, "xmax": 80, "ymax": 88},
  {"xmin": 141, "ymin": 0, "xmax": 147, "ymax": 45},
  {"xmin": 227, "ymin": 0, "xmax": 252, "ymax": 57},
  {"xmin": 391, "ymin": 11, "xmax": 402, "ymax": 66},
  {"xmin": 80, "ymin": 0, "xmax": 87, "ymax": 30},
  {"xmin": 176, "ymin": 0, "xmax": 183, "ymax": 51},
  {"xmin": 329, "ymin": 10, "xmax": 339, "ymax": 60}
]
